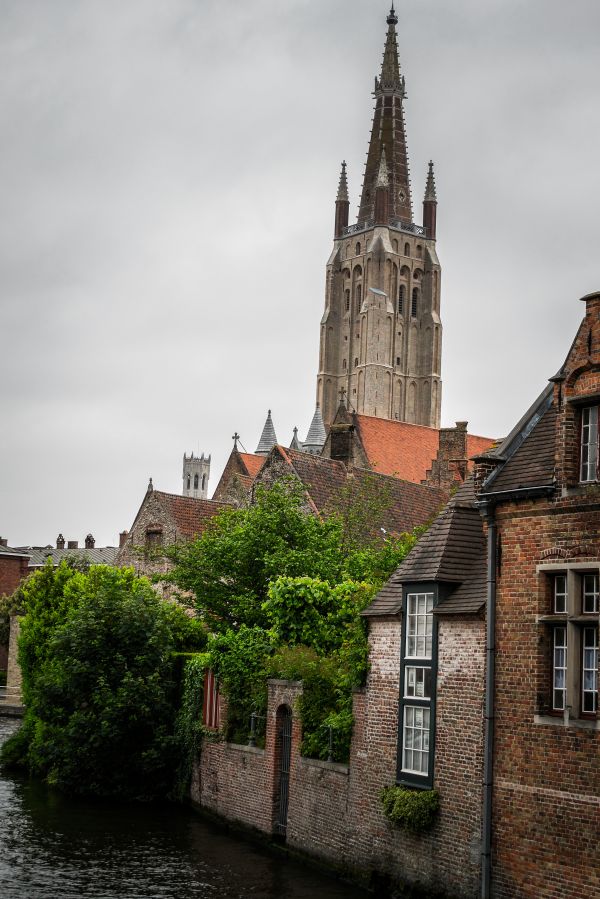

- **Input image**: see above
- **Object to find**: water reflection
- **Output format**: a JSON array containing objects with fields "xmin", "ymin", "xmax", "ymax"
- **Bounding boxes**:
[{"xmin": 0, "ymin": 718, "xmax": 366, "ymax": 899}]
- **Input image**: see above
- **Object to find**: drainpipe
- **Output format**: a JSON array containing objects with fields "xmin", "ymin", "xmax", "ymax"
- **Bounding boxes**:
[{"xmin": 481, "ymin": 503, "xmax": 496, "ymax": 899}]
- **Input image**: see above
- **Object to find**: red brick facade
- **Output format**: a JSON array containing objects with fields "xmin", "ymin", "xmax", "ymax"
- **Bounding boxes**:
[{"xmin": 0, "ymin": 553, "xmax": 29, "ymax": 598}]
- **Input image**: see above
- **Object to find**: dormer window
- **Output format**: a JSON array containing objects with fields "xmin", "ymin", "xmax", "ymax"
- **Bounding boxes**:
[{"xmin": 580, "ymin": 405, "xmax": 598, "ymax": 482}]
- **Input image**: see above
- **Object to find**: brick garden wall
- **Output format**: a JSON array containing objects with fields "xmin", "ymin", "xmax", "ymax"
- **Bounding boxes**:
[{"xmin": 193, "ymin": 616, "xmax": 486, "ymax": 898}]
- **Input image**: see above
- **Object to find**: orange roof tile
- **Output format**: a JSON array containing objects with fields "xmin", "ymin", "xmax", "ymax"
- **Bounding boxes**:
[
  {"xmin": 154, "ymin": 492, "xmax": 230, "ymax": 540},
  {"xmin": 239, "ymin": 453, "xmax": 265, "ymax": 478},
  {"xmin": 354, "ymin": 415, "xmax": 440, "ymax": 482}
]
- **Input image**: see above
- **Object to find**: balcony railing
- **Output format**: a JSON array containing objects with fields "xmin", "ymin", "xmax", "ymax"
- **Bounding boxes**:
[{"xmin": 342, "ymin": 219, "xmax": 425, "ymax": 237}]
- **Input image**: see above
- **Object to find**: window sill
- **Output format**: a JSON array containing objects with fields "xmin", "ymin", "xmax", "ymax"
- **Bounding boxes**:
[{"xmin": 534, "ymin": 714, "xmax": 599, "ymax": 731}]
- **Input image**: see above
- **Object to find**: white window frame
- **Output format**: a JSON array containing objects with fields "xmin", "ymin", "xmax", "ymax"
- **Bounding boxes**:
[
  {"xmin": 580, "ymin": 405, "xmax": 599, "ymax": 482},
  {"xmin": 400, "ymin": 591, "xmax": 435, "ymax": 781}
]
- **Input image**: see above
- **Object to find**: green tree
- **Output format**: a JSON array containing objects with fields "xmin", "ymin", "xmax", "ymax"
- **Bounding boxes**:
[
  {"xmin": 166, "ymin": 478, "xmax": 345, "ymax": 632},
  {"xmin": 1, "ymin": 565, "xmax": 204, "ymax": 799}
]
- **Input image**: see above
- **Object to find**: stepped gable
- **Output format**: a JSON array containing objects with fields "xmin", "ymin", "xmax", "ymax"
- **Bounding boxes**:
[
  {"xmin": 266, "ymin": 446, "xmax": 446, "ymax": 537},
  {"xmin": 363, "ymin": 478, "xmax": 486, "ymax": 617}
]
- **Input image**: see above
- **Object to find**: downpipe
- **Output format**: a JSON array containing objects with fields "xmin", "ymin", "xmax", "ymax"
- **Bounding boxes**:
[{"xmin": 481, "ymin": 506, "xmax": 496, "ymax": 899}]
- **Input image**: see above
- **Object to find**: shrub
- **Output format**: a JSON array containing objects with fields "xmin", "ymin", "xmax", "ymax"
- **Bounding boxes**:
[{"xmin": 380, "ymin": 785, "xmax": 440, "ymax": 833}]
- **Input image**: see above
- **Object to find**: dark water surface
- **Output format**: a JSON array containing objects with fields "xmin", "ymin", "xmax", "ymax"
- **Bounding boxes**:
[{"xmin": 0, "ymin": 718, "xmax": 368, "ymax": 899}]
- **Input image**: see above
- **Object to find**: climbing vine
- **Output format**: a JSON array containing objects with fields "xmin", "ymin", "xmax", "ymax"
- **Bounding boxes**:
[
  {"xmin": 380, "ymin": 785, "xmax": 440, "ymax": 833},
  {"xmin": 171, "ymin": 653, "xmax": 210, "ymax": 801}
]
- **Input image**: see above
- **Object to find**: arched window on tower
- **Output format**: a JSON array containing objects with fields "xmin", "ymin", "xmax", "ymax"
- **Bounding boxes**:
[
  {"xmin": 202, "ymin": 474, "xmax": 206, "ymax": 490},
  {"xmin": 354, "ymin": 357, "xmax": 359, "ymax": 368},
  {"xmin": 416, "ymin": 244, "xmax": 423, "ymax": 259},
  {"xmin": 186, "ymin": 474, "xmax": 191, "ymax": 490},
  {"xmin": 343, "ymin": 358, "xmax": 347, "ymax": 369},
  {"xmin": 355, "ymin": 242, "xmax": 361, "ymax": 256},
  {"xmin": 411, "ymin": 287, "xmax": 419, "ymax": 318},
  {"xmin": 404, "ymin": 242, "xmax": 410, "ymax": 257},
  {"xmin": 194, "ymin": 473, "xmax": 199, "ymax": 490},
  {"xmin": 398, "ymin": 284, "xmax": 405, "ymax": 315},
  {"xmin": 356, "ymin": 283, "xmax": 362, "ymax": 312},
  {"xmin": 345, "ymin": 289, "xmax": 350, "ymax": 312}
]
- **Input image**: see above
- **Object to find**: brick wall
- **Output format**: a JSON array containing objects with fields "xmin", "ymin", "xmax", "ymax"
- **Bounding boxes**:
[
  {"xmin": 4, "ymin": 616, "xmax": 23, "ymax": 704},
  {"xmin": 0, "ymin": 555, "xmax": 29, "ymax": 598},
  {"xmin": 491, "ymin": 495, "xmax": 600, "ymax": 899},
  {"xmin": 193, "ymin": 616, "xmax": 486, "ymax": 898}
]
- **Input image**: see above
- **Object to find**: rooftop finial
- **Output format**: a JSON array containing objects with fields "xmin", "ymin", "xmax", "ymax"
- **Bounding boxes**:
[
  {"xmin": 387, "ymin": 4, "xmax": 398, "ymax": 26},
  {"xmin": 232, "ymin": 431, "xmax": 240, "ymax": 450},
  {"xmin": 424, "ymin": 160, "xmax": 437, "ymax": 202},
  {"xmin": 336, "ymin": 160, "xmax": 349, "ymax": 203}
]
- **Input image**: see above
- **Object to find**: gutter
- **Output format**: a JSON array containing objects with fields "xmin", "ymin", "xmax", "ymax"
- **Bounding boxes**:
[{"xmin": 479, "ymin": 501, "xmax": 496, "ymax": 899}]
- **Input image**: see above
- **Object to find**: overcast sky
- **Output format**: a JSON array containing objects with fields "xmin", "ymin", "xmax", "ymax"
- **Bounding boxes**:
[{"xmin": 1, "ymin": 0, "xmax": 599, "ymax": 547}]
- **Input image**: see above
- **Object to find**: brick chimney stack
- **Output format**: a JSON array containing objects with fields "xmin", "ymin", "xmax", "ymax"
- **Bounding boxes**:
[
  {"xmin": 119, "ymin": 530, "xmax": 128, "ymax": 548},
  {"xmin": 84, "ymin": 534, "xmax": 95, "ymax": 549},
  {"xmin": 0, "ymin": 538, "xmax": 8, "ymax": 547},
  {"xmin": 67, "ymin": 540, "xmax": 78, "ymax": 549},
  {"xmin": 56, "ymin": 534, "xmax": 65, "ymax": 549}
]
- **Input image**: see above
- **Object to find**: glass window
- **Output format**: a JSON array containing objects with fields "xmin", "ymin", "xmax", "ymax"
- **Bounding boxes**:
[
  {"xmin": 402, "ymin": 706, "xmax": 430, "ymax": 775},
  {"xmin": 406, "ymin": 593, "xmax": 433, "ymax": 659},
  {"xmin": 553, "ymin": 626, "xmax": 567, "ymax": 711},
  {"xmin": 554, "ymin": 574, "xmax": 567, "ymax": 613},
  {"xmin": 404, "ymin": 666, "xmax": 431, "ymax": 699},
  {"xmin": 583, "ymin": 573, "xmax": 599, "ymax": 614},
  {"xmin": 580, "ymin": 406, "xmax": 598, "ymax": 482},
  {"xmin": 582, "ymin": 627, "xmax": 598, "ymax": 714}
]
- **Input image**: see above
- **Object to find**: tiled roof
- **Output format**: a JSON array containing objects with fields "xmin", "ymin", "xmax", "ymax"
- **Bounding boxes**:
[
  {"xmin": 274, "ymin": 447, "xmax": 446, "ymax": 537},
  {"xmin": 354, "ymin": 415, "xmax": 440, "ymax": 481},
  {"xmin": 154, "ymin": 492, "xmax": 230, "ymax": 540},
  {"xmin": 481, "ymin": 401, "xmax": 557, "ymax": 495},
  {"xmin": 23, "ymin": 546, "xmax": 119, "ymax": 567},
  {"xmin": 239, "ymin": 453, "xmax": 265, "ymax": 479},
  {"xmin": 363, "ymin": 479, "xmax": 486, "ymax": 618}
]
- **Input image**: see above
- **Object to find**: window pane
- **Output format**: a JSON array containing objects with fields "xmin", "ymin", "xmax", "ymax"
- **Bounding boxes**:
[
  {"xmin": 554, "ymin": 575, "xmax": 567, "ymax": 613},
  {"xmin": 582, "ymin": 627, "xmax": 598, "ymax": 714},
  {"xmin": 553, "ymin": 627, "xmax": 567, "ymax": 711},
  {"xmin": 581, "ymin": 406, "xmax": 599, "ymax": 482},
  {"xmin": 583, "ymin": 573, "xmax": 599, "ymax": 614},
  {"xmin": 402, "ymin": 706, "xmax": 430, "ymax": 776},
  {"xmin": 406, "ymin": 593, "xmax": 434, "ymax": 659},
  {"xmin": 405, "ymin": 666, "xmax": 432, "ymax": 699}
]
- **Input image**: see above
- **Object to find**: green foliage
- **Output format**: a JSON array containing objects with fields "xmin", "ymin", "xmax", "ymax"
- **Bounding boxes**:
[
  {"xmin": 207, "ymin": 626, "xmax": 275, "ymax": 744},
  {"xmin": 343, "ymin": 529, "xmax": 424, "ymax": 589},
  {"xmin": 380, "ymin": 785, "xmax": 440, "ymax": 833},
  {"xmin": 166, "ymin": 478, "xmax": 345, "ymax": 632},
  {"xmin": 171, "ymin": 653, "xmax": 210, "ymax": 801},
  {"xmin": 0, "ymin": 585, "xmax": 25, "ymax": 648},
  {"xmin": 2, "ymin": 564, "xmax": 205, "ymax": 799},
  {"xmin": 324, "ymin": 472, "xmax": 394, "ymax": 553}
]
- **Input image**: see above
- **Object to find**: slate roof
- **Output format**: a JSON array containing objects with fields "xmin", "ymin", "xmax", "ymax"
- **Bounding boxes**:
[
  {"xmin": 21, "ymin": 546, "xmax": 119, "ymax": 568},
  {"xmin": 255, "ymin": 410, "xmax": 278, "ymax": 455},
  {"xmin": 481, "ymin": 403, "xmax": 557, "ymax": 495},
  {"xmin": 363, "ymin": 479, "xmax": 486, "ymax": 618},
  {"xmin": 271, "ymin": 446, "xmax": 447, "ymax": 536},
  {"xmin": 303, "ymin": 406, "xmax": 327, "ymax": 453},
  {"xmin": 0, "ymin": 544, "xmax": 30, "ymax": 559},
  {"xmin": 152, "ymin": 492, "xmax": 229, "ymax": 540}
]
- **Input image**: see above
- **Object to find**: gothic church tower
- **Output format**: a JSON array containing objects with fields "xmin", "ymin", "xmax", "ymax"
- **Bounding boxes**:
[{"xmin": 317, "ymin": 6, "xmax": 442, "ymax": 430}]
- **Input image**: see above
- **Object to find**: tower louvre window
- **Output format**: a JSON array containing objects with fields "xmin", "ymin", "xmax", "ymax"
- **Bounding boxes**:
[
  {"xmin": 202, "ymin": 474, "xmax": 206, "ymax": 491},
  {"xmin": 398, "ymin": 284, "xmax": 405, "ymax": 315},
  {"xmin": 404, "ymin": 242, "xmax": 410, "ymax": 256},
  {"xmin": 356, "ymin": 283, "xmax": 362, "ymax": 311},
  {"xmin": 411, "ymin": 288, "xmax": 419, "ymax": 317},
  {"xmin": 345, "ymin": 289, "xmax": 350, "ymax": 311},
  {"xmin": 194, "ymin": 473, "xmax": 199, "ymax": 490},
  {"xmin": 186, "ymin": 474, "xmax": 191, "ymax": 490},
  {"xmin": 355, "ymin": 242, "xmax": 361, "ymax": 255}
]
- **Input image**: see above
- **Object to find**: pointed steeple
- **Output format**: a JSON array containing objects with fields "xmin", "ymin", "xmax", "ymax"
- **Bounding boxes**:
[
  {"xmin": 289, "ymin": 426, "xmax": 302, "ymax": 451},
  {"xmin": 255, "ymin": 410, "xmax": 278, "ymax": 455},
  {"xmin": 334, "ymin": 160, "xmax": 350, "ymax": 238},
  {"xmin": 424, "ymin": 160, "xmax": 437, "ymax": 202},
  {"xmin": 302, "ymin": 405, "xmax": 327, "ymax": 455},
  {"xmin": 357, "ymin": 8, "xmax": 412, "ymax": 226},
  {"xmin": 423, "ymin": 160, "xmax": 437, "ymax": 239}
]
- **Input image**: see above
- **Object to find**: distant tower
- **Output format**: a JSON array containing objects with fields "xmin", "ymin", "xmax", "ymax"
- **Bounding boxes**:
[
  {"xmin": 316, "ymin": 6, "xmax": 442, "ymax": 430},
  {"xmin": 182, "ymin": 452, "xmax": 211, "ymax": 498}
]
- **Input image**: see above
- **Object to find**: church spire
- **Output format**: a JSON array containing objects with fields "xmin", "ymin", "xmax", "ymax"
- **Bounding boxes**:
[
  {"xmin": 357, "ymin": 7, "xmax": 412, "ymax": 226},
  {"xmin": 423, "ymin": 160, "xmax": 437, "ymax": 239},
  {"xmin": 334, "ymin": 161, "xmax": 349, "ymax": 238},
  {"xmin": 255, "ymin": 409, "xmax": 278, "ymax": 455}
]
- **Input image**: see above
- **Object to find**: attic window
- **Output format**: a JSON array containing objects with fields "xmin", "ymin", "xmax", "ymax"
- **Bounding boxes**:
[
  {"xmin": 580, "ymin": 405, "xmax": 599, "ymax": 482},
  {"xmin": 145, "ymin": 527, "xmax": 163, "ymax": 548}
]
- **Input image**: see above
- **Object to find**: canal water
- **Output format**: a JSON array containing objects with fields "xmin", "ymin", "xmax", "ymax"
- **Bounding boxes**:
[{"xmin": 0, "ymin": 718, "xmax": 368, "ymax": 899}]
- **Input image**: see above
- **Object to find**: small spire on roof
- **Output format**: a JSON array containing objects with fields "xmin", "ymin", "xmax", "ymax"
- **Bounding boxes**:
[
  {"xmin": 255, "ymin": 409, "xmax": 278, "ymax": 455},
  {"xmin": 303, "ymin": 404, "xmax": 327, "ymax": 455},
  {"xmin": 424, "ymin": 160, "xmax": 437, "ymax": 202},
  {"xmin": 147, "ymin": 477, "xmax": 153, "ymax": 493},
  {"xmin": 336, "ymin": 161, "xmax": 349, "ymax": 203},
  {"xmin": 289, "ymin": 426, "xmax": 302, "ymax": 451}
]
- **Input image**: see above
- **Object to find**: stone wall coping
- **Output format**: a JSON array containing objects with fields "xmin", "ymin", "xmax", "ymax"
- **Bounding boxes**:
[
  {"xmin": 299, "ymin": 756, "xmax": 350, "ymax": 776},
  {"xmin": 224, "ymin": 742, "xmax": 266, "ymax": 756},
  {"xmin": 267, "ymin": 678, "xmax": 303, "ymax": 688}
]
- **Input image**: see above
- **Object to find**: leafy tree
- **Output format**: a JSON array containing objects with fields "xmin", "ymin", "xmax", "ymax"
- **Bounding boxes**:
[
  {"xmin": 166, "ymin": 478, "xmax": 345, "ymax": 632},
  {"xmin": 1, "ymin": 565, "xmax": 204, "ymax": 799}
]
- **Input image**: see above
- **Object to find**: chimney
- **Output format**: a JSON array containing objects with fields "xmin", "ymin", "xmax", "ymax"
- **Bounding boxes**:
[
  {"xmin": 0, "ymin": 538, "xmax": 8, "ymax": 547},
  {"xmin": 119, "ymin": 530, "xmax": 128, "ymax": 548},
  {"xmin": 84, "ymin": 534, "xmax": 95, "ymax": 549},
  {"xmin": 56, "ymin": 534, "xmax": 65, "ymax": 549},
  {"xmin": 67, "ymin": 540, "xmax": 78, "ymax": 549}
]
